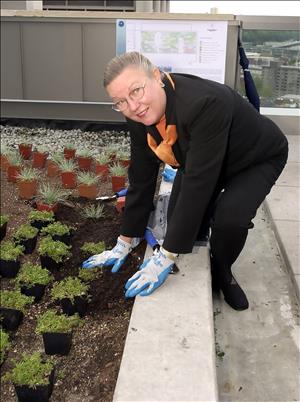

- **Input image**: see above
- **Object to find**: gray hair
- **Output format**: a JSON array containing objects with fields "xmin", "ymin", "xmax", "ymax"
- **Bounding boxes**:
[{"xmin": 103, "ymin": 51, "xmax": 157, "ymax": 88}]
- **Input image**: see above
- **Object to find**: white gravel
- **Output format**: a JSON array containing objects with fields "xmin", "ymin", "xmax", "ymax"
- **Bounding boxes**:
[{"xmin": 0, "ymin": 124, "xmax": 130, "ymax": 156}]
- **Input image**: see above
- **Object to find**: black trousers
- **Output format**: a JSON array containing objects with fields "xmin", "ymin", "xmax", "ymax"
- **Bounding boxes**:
[{"xmin": 168, "ymin": 148, "xmax": 288, "ymax": 279}]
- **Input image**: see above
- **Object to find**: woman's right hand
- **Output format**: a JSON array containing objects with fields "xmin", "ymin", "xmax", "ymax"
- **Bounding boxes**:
[{"xmin": 82, "ymin": 236, "xmax": 133, "ymax": 273}]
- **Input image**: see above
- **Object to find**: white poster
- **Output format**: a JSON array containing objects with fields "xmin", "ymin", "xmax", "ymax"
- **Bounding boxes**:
[{"xmin": 117, "ymin": 19, "xmax": 228, "ymax": 84}]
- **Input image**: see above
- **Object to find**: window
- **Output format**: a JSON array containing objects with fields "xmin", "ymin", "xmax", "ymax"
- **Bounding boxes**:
[
  {"xmin": 240, "ymin": 30, "xmax": 300, "ymax": 108},
  {"xmin": 43, "ymin": 0, "xmax": 134, "ymax": 10}
]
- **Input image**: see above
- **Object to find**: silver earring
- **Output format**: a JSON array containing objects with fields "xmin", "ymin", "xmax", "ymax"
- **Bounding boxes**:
[{"xmin": 160, "ymin": 82, "xmax": 165, "ymax": 88}]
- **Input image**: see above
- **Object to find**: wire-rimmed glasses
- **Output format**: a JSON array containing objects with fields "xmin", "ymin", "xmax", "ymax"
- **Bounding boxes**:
[{"xmin": 112, "ymin": 82, "xmax": 146, "ymax": 112}]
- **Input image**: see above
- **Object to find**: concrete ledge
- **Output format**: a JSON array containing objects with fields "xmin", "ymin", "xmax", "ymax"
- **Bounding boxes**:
[{"xmin": 113, "ymin": 244, "xmax": 218, "ymax": 402}]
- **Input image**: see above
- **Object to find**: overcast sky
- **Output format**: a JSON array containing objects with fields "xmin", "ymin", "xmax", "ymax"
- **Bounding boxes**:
[{"xmin": 170, "ymin": 1, "xmax": 300, "ymax": 17}]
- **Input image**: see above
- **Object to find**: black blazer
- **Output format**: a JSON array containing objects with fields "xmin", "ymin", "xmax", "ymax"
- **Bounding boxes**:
[{"xmin": 120, "ymin": 73, "xmax": 288, "ymax": 253}]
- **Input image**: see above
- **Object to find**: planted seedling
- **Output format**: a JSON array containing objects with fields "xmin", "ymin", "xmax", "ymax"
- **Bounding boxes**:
[
  {"xmin": 36, "ymin": 182, "xmax": 69, "ymax": 205},
  {"xmin": 13, "ymin": 224, "xmax": 38, "ymax": 241},
  {"xmin": 50, "ymin": 152, "xmax": 65, "ymax": 165},
  {"xmin": 77, "ymin": 171, "xmax": 98, "ymax": 185},
  {"xmin": 80, "ymin": 204, "xmax": 105, "ymax": 220},
  {"xmin": 58, "ymin": 158, "xmax": 78, "ymax": 172},
  {"xmin": 41, "ymin": 222, "xmax": 74, "ymax": 237},
  {"xmin": 50, "ymin": 277, "xmax": 89, "ymax": 303},
  {"xmin": 95, "ymin": 153, "xmax": 110, "ymax": 165},
  {"xmin": 15, "ymin": 262, "xmax": 53, "ymax": 288},
  {"xmin": 2, "ymin": 351, "xmax": 54, "ymax": 388},
  {"xmin": 0, "ymin": 329, "xmax": 11, "ymax": 365},
  {"xmin": 76, "ymin": 148, "xmax": 93, "ymax": 158},
  {"xmin": 17, "ymin": 166, "xmax": 39, "ymax": 182},
  {"xmin": 0, "ymin": 215, "xmax": 9, "ymax": 227},
  {"xmin": 38, "ymin": 236, "xmax": 71, "ymax": 263},
  {"xmin": 109, "ymin": 162, "xmax": 127, "ymax": 177},
  {"xmin": 1, "ymin": 290, "xmax": 34, "ymax": 313},
  {"xmin": 7, "ymin": 152, "xmax": 23, "ymax": 166},
  {"xmin": 78, "ymin": 268, "xmax": 98, "ymax": 282},
  {"xmin": 80, "ymin": 241, "xmax": 105, "ymax": 255},
  {"xmin": 28, "ymin": 210, "xmax": 55, "ymax": 224},
  {"xmin": 36, "ymin": 309, "xmax": 82, "ymax": 334},
  {"xmin": 0, "ymin": 241, "xmax": 24, "ymax": 261}
]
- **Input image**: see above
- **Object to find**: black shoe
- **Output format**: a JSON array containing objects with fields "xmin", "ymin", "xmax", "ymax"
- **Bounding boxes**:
[{"xmin": 221, "ymin": 276, "xmax": 249, "ymax": 311}]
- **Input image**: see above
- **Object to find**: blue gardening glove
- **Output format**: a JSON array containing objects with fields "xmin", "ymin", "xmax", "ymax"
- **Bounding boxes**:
[
  {"xmin": 82, "ymin": 236, "xmax": 133, "ymax": 273},
  {"xmin": 161, "ymin": 165, "xmax": 177, "ymax": 183},
  {"xmin": 125, "ymin": 248, "xmax": 177, "ymax": 297}
]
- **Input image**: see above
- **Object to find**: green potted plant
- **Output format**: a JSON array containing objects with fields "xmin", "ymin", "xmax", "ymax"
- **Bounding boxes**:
[
  {"xmin": 38, "ymin": 236, "xmax": 71, "ymax": 271},
  {"xmin": 104, "ymin": 143, "xmax": 119, "ymax": 162},
  {"xmin": 116, "ymin": 149, "xmax": 131, "ymax": 168},
  {"xmin": 17, "ymin": 167, "xmax": 39, "ymax": 199},
  {"xmin": 76, "ymin": 148, "xmax": 93, "ymax": 171},
  {"xmin": 94, "ymin": 152, "xmax": 110, "ymax": 179},
  {"xmin": 0, "ymin": 240, "xmax": 24, "ymax": 278},
  {"xmin": 15, "ymin": 262, "xmax": 53, "ymax": 302},
  {"xmin": 0, "ymin": 145, "xmax": 13, "ymax": 171},
  {"xmin": 77, "ymin": 171, "xmax": 98, "ymax": 199},
  {"xmin": 50, "ymin": 277, "xmax": 90, "ymax": 317},
  {"xmin": 80, "ymin": 241, "xmax": 106, "ymax": 256},
  {"xmin": 32, "ymin": 145, "xmax": 48, "ymax": 169},
  {"xmin": 109, "ymin": 162, "xmax": 127, "ymax": 193},
  {"xmin": 3, "ymin": 352, "xmax": 54, "ymax": 402},
  {"xmin": 58, "ymin": 158, "xmax": 78, "ymax": 189},
  {"xmin": 36, "ymin": 182, "xmax": 68, "ymax": 213},
  {"xmin": 64, "ymin": 143, "xmax": 76, "ymax": 160},
  {"xmin": 7, "ymin": 151, "xmax": 23, "ymax": 182},
  {"xmin": 13, "ymin": 223, "xmax": 39, "ymax": 254},
  {"xmin": 46, "ymin": 152, "xmax": 64, "ymax": 177},
  {"xmin": 28, "ymin": 210, "xmax": 55, "ymax": 232},
  {"xmin": 41, "ymin": 221, "xmax": 74, "ymax": 245},
  {"xmin": 0, "ymin": 290, "xmax": 34, "ymax": 331},
  {"xmin": 36, "ymin": 309, "xmax": 82, "ymax": 356},
  {"xmin": 0, "ymin": 328, "xmax": 10, "ymax": 366},
  {"xmin": 80, "ymin": 204, "xmax": 105, "ymax": 221},
  {"xmin": 0, "ymin": 214, "xmax": 9, "ymax": 241},
  {"xmin": 18, "ymin": 140, "xmax": 32, "ymax": 160}
]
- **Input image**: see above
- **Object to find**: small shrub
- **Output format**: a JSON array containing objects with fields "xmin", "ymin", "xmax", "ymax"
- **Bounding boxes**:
[
  {"xmin": 15, "ymin": 262, "xmax": 53, "ymax": 288},
  {"xmin": 80, "ymin": 241, "xmax": 105, "ymax": 255},
  {"xmin": 41, "ymin": 222, "xmax": 73, "ymax": 237},
  {"xmin": 36, "ymin": 310, "xmax": 82, "ymax": 334},
  {"xmin": 17, "ymin": 167, "xmax": 39, "ymax": 182},
  {"xmin": 28, "ymin": 210, "xmax": 55, "ymax": 223},
  {"xmin": 13, "ymin": 224, "xmax": 38, "ymax": 241},
  {"xmin": 38, "ymin": 237, "xmax": 71, "ymax": 263},
  {"xmin": 0, "ymin": 329, "xmax": 11, "ymax": 365},
  {"xmin": 1, "ymin": 290, "xmax": 34, "ymax": 312},
  {"xmin": 2, "ymin": 352, "xmax": 54, "ymax": 387},
  {"xmin": 80, "ymin": 204, "xmax": 104, "ymax": 220},
  {"xmin": 77, "ymin": 171, "xmax": 98, "ymax": 185},
  {"xmin": 109, "ymin": 162, "xmax": 127, "ymax": 177},
  {"xmin": 50, "ymin": 277, "xmax": 89, "ymax": 302},
  {"xmin": 0, "ymin": 241, "xmax": 24, "ymax": 261},
  {"xmin": 37, "ymin": 182, "xmax": 69, "ymax": 205}
]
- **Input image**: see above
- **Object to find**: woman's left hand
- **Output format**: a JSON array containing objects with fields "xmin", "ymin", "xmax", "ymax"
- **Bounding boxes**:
[{"xmin": 125, "ymin": 248, "xmax": 175, "ymax": 297}]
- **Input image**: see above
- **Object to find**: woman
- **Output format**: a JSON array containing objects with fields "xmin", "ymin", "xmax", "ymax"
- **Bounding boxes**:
[{"xmin": 82, "ymin": 51, "xmax": 288, "ymax": 311}]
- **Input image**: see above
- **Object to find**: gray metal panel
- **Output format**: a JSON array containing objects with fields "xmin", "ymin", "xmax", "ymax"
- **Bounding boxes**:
[
  {"xmin": 21, "ymin": 22, "xmax": 83, "ymax": 100},
  {"xmin": 225, "ymin": 22, "xmax": 239, "ymax": 89},
  {"xmin": 82, "ymin": 22, "xmax": 116, "ymax": 101},
  {"xmin": 0, "ymin": 22, "xmax": 23, "ymax": 99}
]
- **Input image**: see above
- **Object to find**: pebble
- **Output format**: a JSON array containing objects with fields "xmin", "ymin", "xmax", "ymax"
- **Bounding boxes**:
[{"xmin": 0, "ymin": 124, "xmax": 131, "ymax": 156}]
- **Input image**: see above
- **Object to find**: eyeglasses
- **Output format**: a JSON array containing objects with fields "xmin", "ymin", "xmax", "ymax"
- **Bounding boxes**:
[{"xmin": 112, "ymin": 82, "xmax": 146, "ymax": 112}]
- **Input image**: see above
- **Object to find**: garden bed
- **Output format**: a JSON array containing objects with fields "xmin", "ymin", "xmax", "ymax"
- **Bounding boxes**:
[{"xmin": 0, "ymin": 166, "xmax": 146, "ymax": 401}]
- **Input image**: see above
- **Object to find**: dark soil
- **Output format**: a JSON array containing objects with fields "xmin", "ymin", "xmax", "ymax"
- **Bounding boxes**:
[{"xmin": 0, "ymin": 168, "xmax": 146, "ymax": 402}]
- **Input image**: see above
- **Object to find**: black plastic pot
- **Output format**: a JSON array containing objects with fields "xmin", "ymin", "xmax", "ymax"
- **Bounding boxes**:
[
  {"xmin": 40, "ymin": 255, "xmax": 62, "ymax": 271},
  {"xmin": 0, "ymin": 222, "xmax": 7, "ymax": 241},
  {"xmin": 42, "ymin": 332, "xmax": 72, "ymax": 355},
  {"xmin": 15, "ymin": 236, "xmax": 37, "ymax": 255},
  {"xmin": 52, "ymin": 232, "xmax": 72, "ymax": 245},
  {"xmin": 60, "ymin": 296, "xmax": 88, "ymax": 318},
  {"xmin": 30, "ymin": 220, "xmax": 50, "ymax": 232},
  {"xmin": 0, "ymin": 259, "xmax": 21, "ymax": 278},
  {"xmin": 21, "ymin": 283, "xmax": 46, "ymax": 302},
  {"xmin": 14, "ymin": 369, "xmax": 54, "ymax": 402},
  {"xmin": 0, "ymin": 307, "xmax": 24, "ymax": 331}
]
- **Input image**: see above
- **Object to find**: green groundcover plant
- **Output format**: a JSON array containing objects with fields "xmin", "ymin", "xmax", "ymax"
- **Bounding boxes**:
[
  {"xmin": 80, "ymin": 204, "xmax": 105, "ymax": 220},
  {"xmin": 78, "ymin": 268, "xmax": 98, "ymax": 282},
  {"xmin": 80, "ymin": 241, "xmax": 105, "ymax": 255},
  {"xmin": 36, "ymin": 309, "xmax": 82, "ymax": 334},
  {"xmin": 13, "ymin": 224, "xmax": 38, "ymax": 241},
  {"xmin": 1, "ymin": 290, "xmax": 34, "ymax": 313},
  {"xmin": 0, "ymin": 241, "xmax": 24, "ymax": 261},
  {"xmin": 15, "ymin": 263, "xmax": 53, "ymax": 288},
  {"xmin": 0, "ymin": 215, "xmax": 9, "ymax": 227},
  {"xmin": 28, "ymin": 210, "xmax": 55, "ymax": 224},
  {"xmin": 0, "ymin": 329, "xmax": 11, "ymax": 365},
  {"xmin": 3, "ymin": 352, "xmax": 54, "ymax": 388},
  {"xmin": 38, "ymin": 236, "xmax": 71, "ymax": 263},
  {"xmin": 40, "ymin": 222, "xmax": 74, "ymax": 237},
  {"xmin": 50, "ymin": 277, "xmax": 89, "ymax": 302}
]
